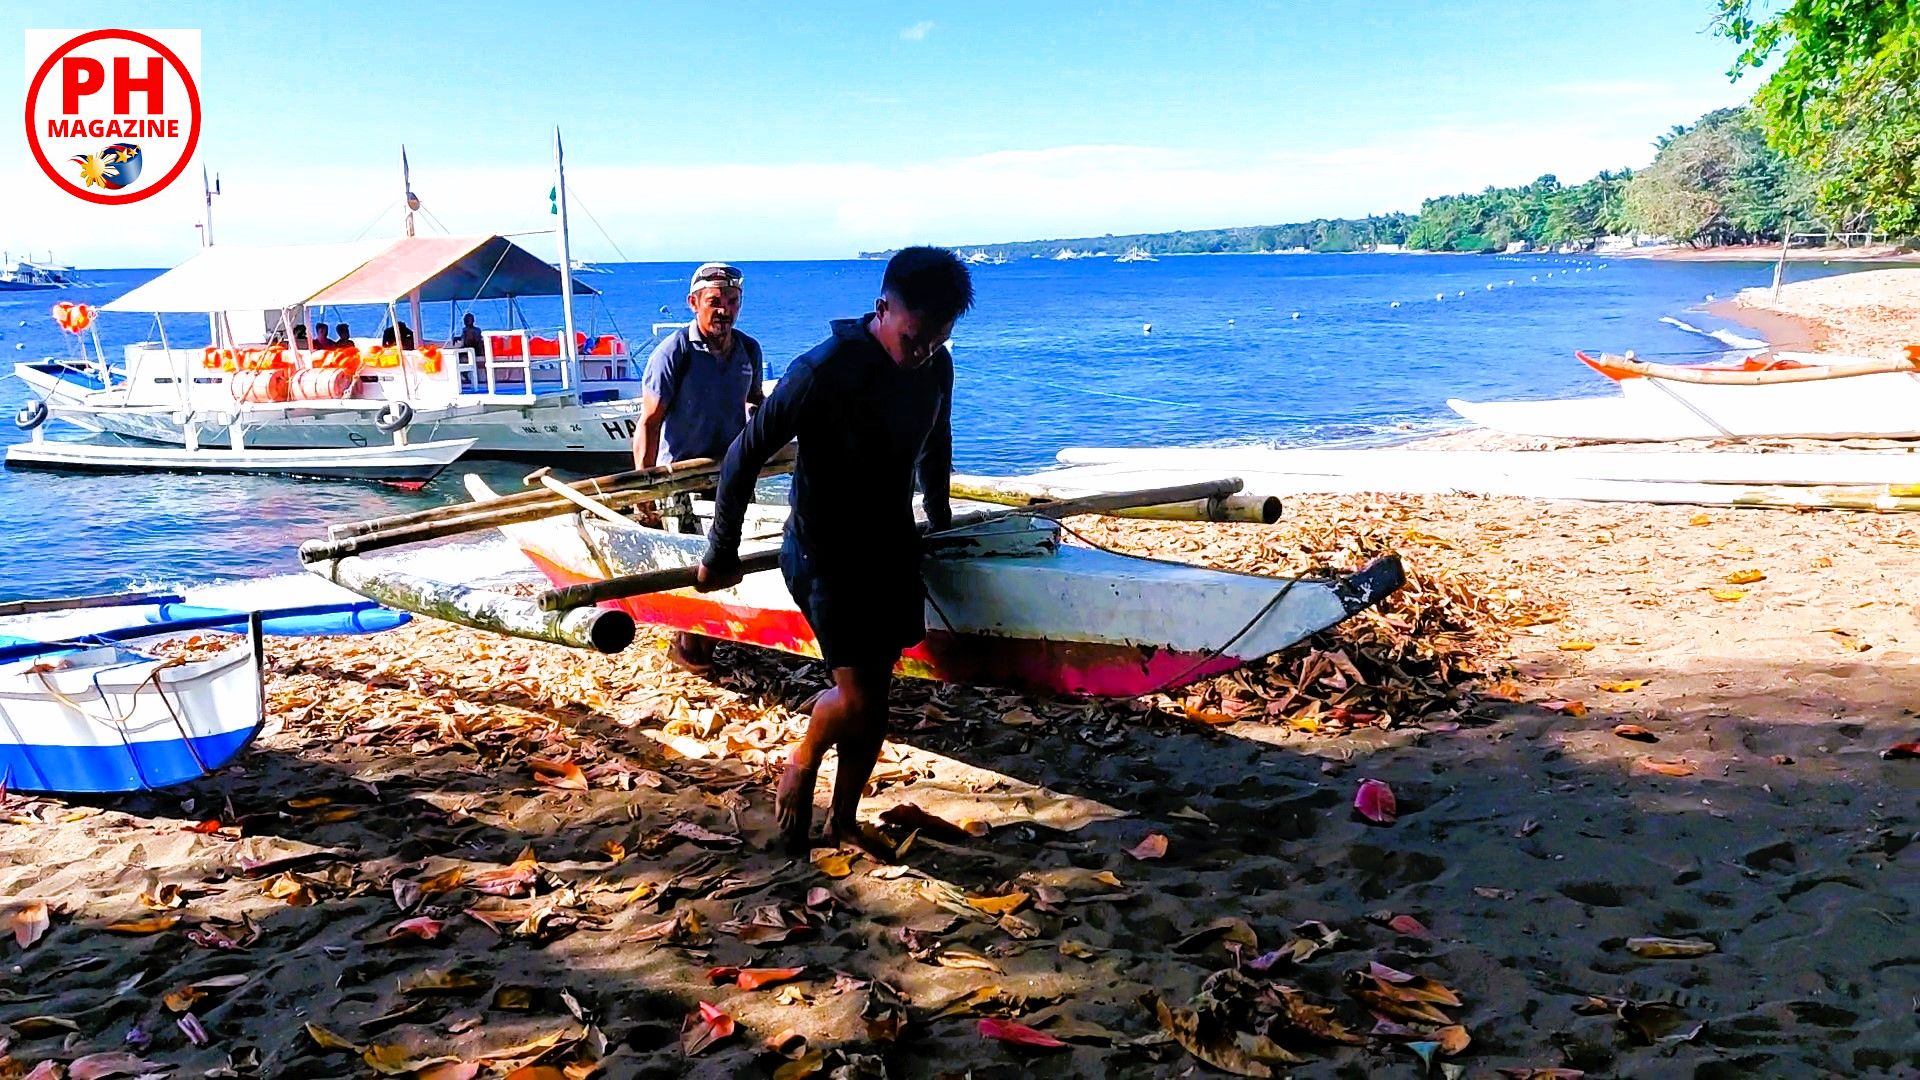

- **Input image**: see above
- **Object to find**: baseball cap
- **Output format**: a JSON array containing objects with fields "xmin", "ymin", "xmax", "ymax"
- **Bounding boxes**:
[{"xmin": 690, "ymin": 262, "xmax": 743, "ymax": 291}]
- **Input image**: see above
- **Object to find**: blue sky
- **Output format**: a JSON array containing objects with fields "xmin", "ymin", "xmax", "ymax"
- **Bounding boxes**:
[{"xmin": 7, "ymin": 1, "xmax": 1762, "ymax": 265}]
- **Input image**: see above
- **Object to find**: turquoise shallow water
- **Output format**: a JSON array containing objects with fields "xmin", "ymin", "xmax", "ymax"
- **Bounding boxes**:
[{"xmin": 0, "ymin": 253, "xmax": 1860, "ymax": 599}]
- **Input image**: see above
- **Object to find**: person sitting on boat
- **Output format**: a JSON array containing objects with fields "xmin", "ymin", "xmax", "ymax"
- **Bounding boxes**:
[
  {"xmin": 455, "ymin": 313, "xmax": 484, "ymax": 354},
  {"xmin": 636, "ymin": 261, "xmax": 765, "ymax": 673},
  {"xmin": 380, "ymin": 322, "xmax": 417, "ymax": 349},
  {"xmin": 333, "ymin": 323, "xmax": 356, "ymax": 353},
  {"xmin": 311, "ymin": 323, "xmax": 334, "ymax": 350},
  {"xmin": 292, "ymin": 324, "xmax": 310, "ymax": 350},
  {"xmin": 699, "ymin": 246, "xmax": 970, "ymax": 855}
]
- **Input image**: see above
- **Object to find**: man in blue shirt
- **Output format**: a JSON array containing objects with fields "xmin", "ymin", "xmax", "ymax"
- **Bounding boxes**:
[
  {"xmin": 698, "ymin": 247, "xmax": 972, "ymax": 854},
  {"xmin": 636, "ymin": 262, "xmax": 764, "ymax": 672}
]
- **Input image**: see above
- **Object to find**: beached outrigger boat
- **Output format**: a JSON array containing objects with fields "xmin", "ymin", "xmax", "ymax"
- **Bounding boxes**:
[
  {"xmin": 1448, "ymin": 348, "xmax": 1920, "ymax": 442},
  {"xmin": 464, "ymin": 477, "xmax": 1403, "ymax": 698},
  {"xmin": 0, "ymin": 596, "xmax": 410, "ymax": 794}
]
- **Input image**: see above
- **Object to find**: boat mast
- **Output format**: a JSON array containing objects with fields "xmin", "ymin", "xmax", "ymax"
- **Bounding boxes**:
[
  {"xmin": 200, "ymin": 166, "xmax": 220, "ymax": 346},
  {"xmin": 403, "ymin": 147, "xmax": 424, "ymax": 346},
  {"xmin": 553, "ymin": 126, "xmax": 579, "ymax": 391}
]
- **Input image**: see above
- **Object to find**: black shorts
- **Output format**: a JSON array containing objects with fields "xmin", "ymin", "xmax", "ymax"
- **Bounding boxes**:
[{"xmin": 780, "ymin": 536, "xmax": 925, "ymax": 671}]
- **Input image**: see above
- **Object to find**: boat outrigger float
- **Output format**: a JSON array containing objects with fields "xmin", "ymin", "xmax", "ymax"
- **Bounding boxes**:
[{"xmin": 300, "ymin": 454, "xmax": 1404, "ymax": 697}]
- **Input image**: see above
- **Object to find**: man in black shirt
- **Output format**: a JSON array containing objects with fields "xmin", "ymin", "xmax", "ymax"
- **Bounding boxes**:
[{"xmin": 699, "ymin": 247, "xmax": 972, "ymax": 853}]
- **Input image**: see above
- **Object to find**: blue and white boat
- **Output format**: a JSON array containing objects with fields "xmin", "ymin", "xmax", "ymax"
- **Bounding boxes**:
[{"xmin": 0, "ymin": 598, "xmax": 410, "ymax": 794}]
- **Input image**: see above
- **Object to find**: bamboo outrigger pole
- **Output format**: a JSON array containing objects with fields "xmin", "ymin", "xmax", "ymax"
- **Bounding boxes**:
[
  {"xmin": 536, "ymin": 478, "xmax": 1245, "ymax": 611},
  {"xmin": 950, "ymin": 473, "xmax": 1281, "ymax": 524},
  {"xmin": 310, "ymin": 555, "xmax": 633, "ymax": 653}
]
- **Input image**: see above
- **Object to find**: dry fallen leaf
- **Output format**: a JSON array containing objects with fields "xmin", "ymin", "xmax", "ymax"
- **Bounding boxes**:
[
  {"xmin": 1636, "ymin": 758, "xmax": 1698, "ymax": 778},
  {"xmin": 1612, "ymin": 724, "xmax": 1659, "ymax": 743},
  {"xmin": 1558, "ymin": 640, "xmax": 1596, "ymax": 652},
  {"xmin": 1708, "ymin": 588, "xmax": 1747, "ymax": 602},
  {"xmin": 977, "ymin": 1017, "xmax": 1068, "ymax": 1050},
  {"xmin": 1353, "ymin": 778, "xmax": 1397, "ymax": 825},
  {"xmin": 681, "ymin": 1001, "xmax": 735, "ymax": 1056},
  {"xmin": 1127, "ymin": 833, "xmax": 1169, "ymax": 860},
  {"xmin": 1724, "ymin": 569, "xmax": 1766, "ymax": 585},
  {"xmin": 103, "ymin": 914, "xmax": 181, "ymax": 934},
  {"xmin": 304, "ymin": 1021, "xmax": 364, "ymax": 1053},
  {"xmin": 965, "ymin": 890, "xmax": 1029, "ymax": 916},
  {"xmin": 1540, "ymin": 699, "xmax": 1587, "ymax": 717},
  {"xmin": 1597, "ymin": 679, "xmax": 1649, "ymax": 693},
  {"xmin": 810, "ymin": 850, "xmax": 855, "ymax": 878},
  {"xmin": 530, "ymin": 757, "xmax": 589, "ymax": 791},
  {"xmin": 1626, "ymin": 936, "xmax": 1716, "ymax": 958},
  {"xmin": 11, "ymin": 900, "xmax": 50, "ymax": 949}
]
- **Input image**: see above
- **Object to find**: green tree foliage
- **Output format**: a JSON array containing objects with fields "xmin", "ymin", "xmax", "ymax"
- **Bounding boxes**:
[
  {"xmin": 1404, "ymin": 172, "xmax": 1632, "ymax": 252},
  {"xmin": 1717, "ymin": 0, "xmax": 1920, "ymax": 233},
  {"xmin": 1620, "ymin": 107, "xmax": 1814, "ymax": 244}
]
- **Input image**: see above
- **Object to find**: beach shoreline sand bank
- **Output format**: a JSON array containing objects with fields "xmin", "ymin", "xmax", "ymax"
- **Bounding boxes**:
[{"xmin": 2, "ymin": 267, "xmax": 1916, "ymax": 1078}]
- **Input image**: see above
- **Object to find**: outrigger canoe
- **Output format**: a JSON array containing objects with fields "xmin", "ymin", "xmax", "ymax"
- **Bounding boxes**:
[
  {"xmin": 1448, "ymin": 349, "xmax": 1920, "ymax": 442},
  {"xmin": 466, "ymin": 477, "xmax": 1403, "ymax": 698}
]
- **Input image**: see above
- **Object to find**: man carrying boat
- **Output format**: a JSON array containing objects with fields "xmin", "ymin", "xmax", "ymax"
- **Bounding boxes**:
[
  {"xmin": 698, "ymin": 246, "xmax": 971, "ymax": 853},
  {"xmin": 637, "ymin": 262, "xmax": 765, "ymax": 673}
]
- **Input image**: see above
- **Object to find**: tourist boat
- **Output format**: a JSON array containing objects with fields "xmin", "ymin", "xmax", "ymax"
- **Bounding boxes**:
[
  {"xmin": 1115, "ymin": 250, "xmax": 1158, "ymax": 263},
  {"xmin": 11, "ymin": 133, "xmax": 653, "ymax": 467},
  {"xmin": 6, "ymin": 426, "xmax": 475, "ymax": 487},
  {"xmin": 465, "ymin": 476, "xmax": 1404, "ymax": 698},
  {"xmin": 0, "ymin": 254, "xmax": 83, "ymax": 291},
  {"xmin": 0, "ymin": 598, "xmax": 406, "ymax": 793},
  {"xmin": 1447, "ymin": 349, "xmax": 1920, "ymax": 441}
]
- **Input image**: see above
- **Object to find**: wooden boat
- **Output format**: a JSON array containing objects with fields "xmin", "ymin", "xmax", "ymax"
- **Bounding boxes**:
[
  {"xmin": 466, "ymin": 477, "xmax": 1404, "ymax": 698},
  {"xmin": 5, "ymin": 433, "xmax": 476, "ymax": 488},
  {"xmin": 0, "ymin": 615, "xmax": 263, "ymax": 794},
  {"xmin": 1447, "ymin": 350, "xmax": 1920, "ymax": 441}
]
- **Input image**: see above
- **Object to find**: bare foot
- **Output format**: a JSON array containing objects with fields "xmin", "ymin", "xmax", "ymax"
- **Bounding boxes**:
[
  {"xmin": 828, "ymin": 817, "xmax": 897, "ymax": 863},
  {"xmin": 774, "ymin": 761, "xmax": 818, "ymax": 855}
]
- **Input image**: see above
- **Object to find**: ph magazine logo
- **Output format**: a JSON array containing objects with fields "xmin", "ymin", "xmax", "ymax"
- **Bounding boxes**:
[{"xmin": 23, "ymin": 29, "xmax": 202, "ymax": 205}]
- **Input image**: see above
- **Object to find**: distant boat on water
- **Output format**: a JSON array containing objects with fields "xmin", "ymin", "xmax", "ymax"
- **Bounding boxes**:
[
  {"xmin": 0, "ymin": 254, "xmax": 84, "ymax": 291},
  {"xmin": 1116, "ymin": 250, "xmax": 1158, "ymax": 264}
]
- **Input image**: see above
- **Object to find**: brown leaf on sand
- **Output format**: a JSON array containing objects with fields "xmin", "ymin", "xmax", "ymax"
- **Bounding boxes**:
[
  {"xmin": 419, "ymin": 867, "xmax": 466, "ymax": 894},
  {"xmin": 263, "ymin": 872, "xmax": 316, "ymax": 907},
  {"xmin": 1558, "ymin": 640, "xmax": 1596, "ymax": 652},
  {"xmin": 399, "ymin": 968, "xmax": 489, "ymax": 995},
  {"xmin": 599, "ymin": 839, "xmax": 626, "ymax": 864},
  {"xmin": 1724, "ymin": 568, "xmax": 1766, "ymax": 585},
  {"xmin": 304, "ymin": 1021, "xmax": 365, "ymax": 1053},
  {"xmin": 1155, "ymin": 997, "xmax": 1303, "ymax": 1075},
  {"xmin": 468, "ymin": 847, "xmax": 540, "ymax": 897},
  {"xmin": 1636, "ymin": 758, "xmax": 1698, "ymax": 778},
  {"xmin": 363, "ymin": 1044, "xmax": 461, "ymax": 1076},
  {"xmin": 11, "ymin": 899, "xmax": 49, "ymax": 949},
  {"xmin": 1127, "ymin": 833, "xmax": 1169, "ymax": 860},
  {"xmin": 416, "ymin": 1063, "xmax": 482, "ymax": 1080},
  {"xmin": 810, "ymin": 849, "xmax": 855, "ymax": 879},
  {"xmin": 1174, "ymin": 916, "xmax": 1258, "ymax": 954},
  {"xmin": 1626, "ymin": 936, "xmax": 1716, "ymax": 958},
  {"xmin": 138, "ymin": 882, "xmax": 185, "ymax": 910},
  {"xmin": 965, "ymin": 890, "xmax": 1029, "ymax": 916},
  {"xmin": 668, "ymin": 821, "xmax": 741, "ymax": 847},
  {"xmin": 1612, "ymin": 724, "xmax": 1659, "ymax": 743},
  {"xmin": 1541, "ymin": 699, "xmax": 1587, "ymax": 717},
  {"xmin": 1268, "ymin": 987, "xmax": 1364, "ymax": 1045},
  {"xmin": 1708, "ymin": 588, "xmax": 1747, "ymax": 602},
  {"xmin": 530, "ymin": 758, "xmax": 589, "ymax": 791},
  {"xmin": 1597, "ymin": 679, "xmax": 1649, "ymax": 693},
  {"xmin": 877, "ymin": 803, "xmax": 986, "ymax": 843},
  {"xmin": 1343, "ymin": 966, "xmax": 1461, "ymax": 1026},
  {"xmin": 103, "ymin": 914, "xmax": 181, "ymax": 934}
]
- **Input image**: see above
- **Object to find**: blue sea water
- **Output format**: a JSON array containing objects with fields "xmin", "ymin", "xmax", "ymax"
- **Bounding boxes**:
[{"xmin": 0, "ymin": 253, "xmax": 1866, "ymax": 600}]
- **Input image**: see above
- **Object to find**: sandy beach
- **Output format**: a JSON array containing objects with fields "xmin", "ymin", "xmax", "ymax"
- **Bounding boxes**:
[{"xmin": 4, "ymin": 279, "xmax": 1919, "ymax": 1078}]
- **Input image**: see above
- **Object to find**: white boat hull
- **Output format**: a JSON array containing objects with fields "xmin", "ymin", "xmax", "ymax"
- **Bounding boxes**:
[
  {"xmin": 6, "ymin": 435, "xmax": 475, "ymax": 486},
  {"xmin": 1447, "ymin": 369, "xmax": 1920, "ymax": 441},
  {"xmin": 0, "ymin": 641, "xmax": 262, "ymax": 793}
]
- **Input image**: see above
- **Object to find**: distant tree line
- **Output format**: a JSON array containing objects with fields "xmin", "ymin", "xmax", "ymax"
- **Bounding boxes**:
[{"xmin": 889, "ymin": 98, "xmax": 1863, "ymax": 259}]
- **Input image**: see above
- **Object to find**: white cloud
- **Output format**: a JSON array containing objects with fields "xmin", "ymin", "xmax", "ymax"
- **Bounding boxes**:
[
  {"xmin": 1, "ymin": 118, "xmax": 1679, "ymax": 267},
  {"xmin": 899, "ymin": 20, "xmax": 935, "ymax": 41}
]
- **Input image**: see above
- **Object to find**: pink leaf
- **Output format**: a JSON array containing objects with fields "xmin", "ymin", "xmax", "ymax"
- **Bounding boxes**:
[
  {"xmin": 1354, "ymin": 779, "xmax": 1397, "ymax": 825},
  {"xmin": 1127, "ymin": 833, "xmax": 1169, "ymax": 860},
  {"xmin": 978, "ymin": 1017, "xmax": 1068, "ymax": 1050},
  {"xmin": 385, "ymin": 916, "xmax": 447, "ymax": 942},
  {"xmin": 1388, "ymin": 914, "xmax": 1431, "ymax": 939}
]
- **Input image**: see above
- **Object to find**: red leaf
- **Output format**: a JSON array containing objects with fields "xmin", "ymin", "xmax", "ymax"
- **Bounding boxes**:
[
  {"xmin": 1354, "ymin": 779, "xmax": 1397, "ymax": 825},
  {"xmin": 681, "ymin": 1001, "xmax": 735, "ymax": 1056},
  {"xmin": 187, "ymin": 819, "xmax": 224, "ymax": 834},
  {"xmin": 705, "ymin": 966, "xmax": 741, "ymax": 984},
  {"xmin": 1127, "ymin": 833, "xmax": 1169, "ymax": 860},
  {"xmin": 1388, "ymin": 914, "xmax": 1431, "ymax": 939},
  {"xmin": 736, "ymin": 967, "xmax": 806, "ymax": 991},
  {"xmin": 1883, "ymin": 742, "xmax": 1919, "ymax": 760},
  {"xmin": 385, "ymin": 916, "xmax": 447, "ymax": 942},
  {"xmin": 978, "ymin": 1017, "xmax": 1068, "ymax": 1050},
  {"xmin": 529, "ymin": 757, "xmax": 588, "ymax": 791}
]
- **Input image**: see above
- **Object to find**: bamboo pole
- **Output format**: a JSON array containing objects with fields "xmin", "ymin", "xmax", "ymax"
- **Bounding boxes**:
[
  {"xmin": 299, "ymin": 453, "xmax": 794, "ymax": 563},
  {"xmin": 0, "ymin": 589, "xmax": 185, "ymax": 618},
  {"xmin": 950, "ymin": 473, "xmax": 1280, "ymax": 524},
  {"xmin": 326, "ymin": 451, "xmax": 747, "ymax": 539},
  {"xmin": 308, "ymin": 555, "xmax": 633, "ymax": 653},
  {"xmin": 537, "ymin": 478, "xmax": 1244, "ymax": 611}
]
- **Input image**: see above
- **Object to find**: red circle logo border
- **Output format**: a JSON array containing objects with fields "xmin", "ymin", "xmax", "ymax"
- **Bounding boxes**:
[{"xmin": 24, "ymin": 28, "xmax": 202, "ymax": 205}]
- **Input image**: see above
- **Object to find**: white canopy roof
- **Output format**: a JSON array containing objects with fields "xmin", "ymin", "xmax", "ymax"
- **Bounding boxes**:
[{"xmin": 102, "ymin": 240, "xmax": 397, "ymax": 314}]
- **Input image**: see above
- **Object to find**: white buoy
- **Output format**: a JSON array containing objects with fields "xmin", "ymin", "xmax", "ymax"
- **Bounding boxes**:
[
  {"xmin": 1389, "ymin": 301, "xmax": 1401, "ymax": 308},
  {"xmin": 13, "ymin": 343, "xmax": 23, "ymax": 350},
  {"xmin": 1142, "ymin": 322, "xmax": 1152, "ymax": 334},
  {"xmin": 1507, "ymin": 280, "xmax": 1514, "ymax": 285},
  {"xmin": 1531, "ymin": 276, "xmax": 1538, "ymax": 282},
  {"xmin": 1705, "ymin": 293, "xmax": 1715, "ymax": 302},
  {"xmin": 1456, "ymin": 290, "xmax": 1465, "ymax": 297},
  {"xmin": 1226, "ymin": 318, "xmax": 1235, "ymax": 327},
  {"xmin": 1435, "ymin": 293, "xmax": 1444, "ymax": 301},
  {"xmin": 1486, "ymin": 283, "xmax": 1494, "ymax": 290},
  {"xmin": 1291, "ymin": 312, "xmax": 1300, "ymax": 320}
]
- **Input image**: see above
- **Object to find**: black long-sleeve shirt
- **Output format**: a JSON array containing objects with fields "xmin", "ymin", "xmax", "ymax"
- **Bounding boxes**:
[{"xmin": 706, "ymin": 315, "xmax": 952, "ymax": 576}]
